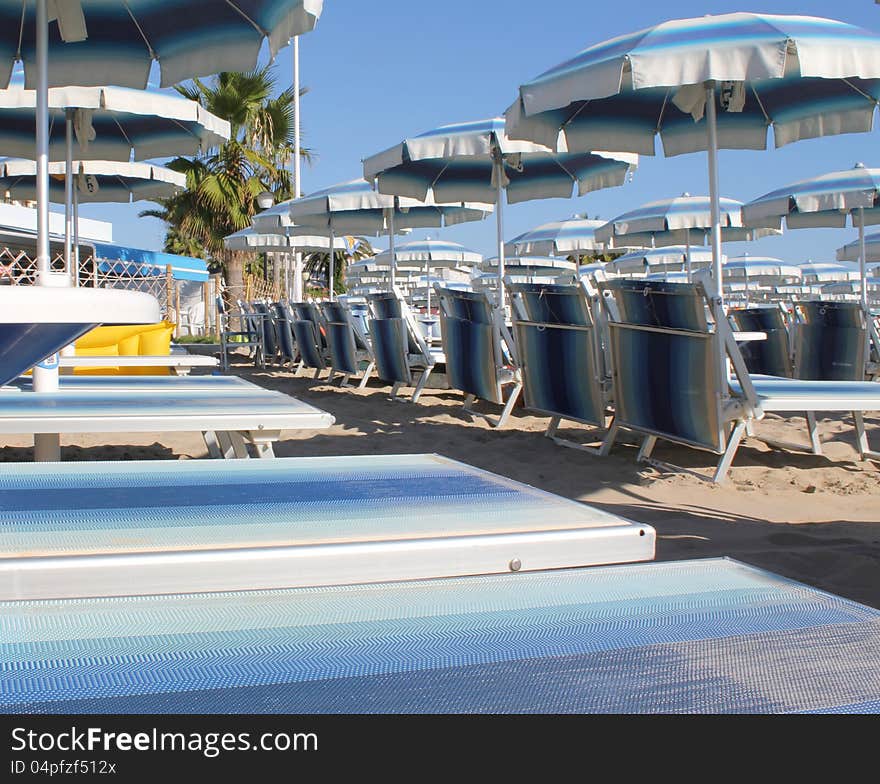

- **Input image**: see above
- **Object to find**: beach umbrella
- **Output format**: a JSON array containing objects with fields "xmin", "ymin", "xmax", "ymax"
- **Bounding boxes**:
[
  {"xmin": 363, "ymin": 118, "xmax": 636, "ymax": 308},
  {"xmin": 370, "ymin": 239, "xmax": 482, "ymax": 313},
  {"xmin": 505, "ymin": 12, "xmax": 880, "ymax": 376},
  {"xmin": 504, "ymin": 216, "xmax": 607, "ymax": 257},
  {"xmin": 743, "ymin": 164, "xmax": 880, "ymax": 311},
  {"xmin": 0, "ymin": 158, "xmax": 184, "ymax": 202},
  {"xmin": 608, "ymin": 245, "xmax": 715, "ymax": 276},
  {"xmin": 724, "ymin": 255, "xmax": 802, "ymax": 301},
  {"xmin": 822, "ymin": 277, "xmax": 880, "ymax": 303},
  {"xmin": 798, "ymin": 261, "xmax": 862, "ymax": 284},
  {"xmin": 837, "ymin": 232, "xmax": 880, "ymax": 264},
  {"xmin": 284, "ymin": 179, "xmax": 491, "ymax": 300},
  {"xmin": 596, "ymin": 194, "xmax": 779, "ymax": 279}
]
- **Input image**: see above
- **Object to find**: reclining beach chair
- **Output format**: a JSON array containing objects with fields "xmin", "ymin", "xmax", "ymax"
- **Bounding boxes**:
[
  {"xmin": 216, "ymin": 295, "xmax": 264, "ymax": 372},
  {"xmin": 509, "ymin": 282, "xmax": 612, "ymax": 450},
  {"xmin": 251, "ymin": 301, "xmax": 280, "ymax": 366},
  {"xmin": 728, "ymin": 305, "xmax": 793, "ymax": 378},
  {"xmin": 271, "ymin": 301, "xmax": 298, "ymax": 367},
  {"xmin": 366, "ymin": 290, "xmax": 440, "ymax": 402},
  {"xmin": 436, "ymin": 286, "xmax": 522, "ymax": 428},
  {"xmin": 598, "ymin": 277, "xmax": 880, "ymax": 482},
  {"xmin": 791, "ymin": 301, "xmax": 877, "ymax": 381},
  {"xmin": 319, "ymin": 301, "xmax": 375, "ymax": 389},
  {"xmin": 289, "ymin": 302, "xmax": 328, "ymax": 379}
]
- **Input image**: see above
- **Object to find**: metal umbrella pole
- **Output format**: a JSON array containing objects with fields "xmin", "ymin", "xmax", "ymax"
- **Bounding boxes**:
[
  {"xmin": 328, "ymin": 224, "xmax": 335, "ymax": 301},
  {"xmin": 64, "ymin": 109, "xmax": 74, "ymax": 278},
  {"xmin": 705, "ymin": 82, "xmax": 727, "ymax": 387},
  {"xmin": 493, "ymin": 152, "xmax": 506, "ymax": 310},
  {"xmin": 388, "ymin": 207, "xmax": 397, "ymax": 290},
  {"xmin": 291, "ymin": 36, "xmax": 303, "ymax": 303}
]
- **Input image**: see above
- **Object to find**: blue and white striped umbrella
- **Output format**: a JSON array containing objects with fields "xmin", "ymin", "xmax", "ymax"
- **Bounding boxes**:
[
  {"xmin": 0, "ymin": 85, "xmax": 230, "ymax": 161},
  {"xmin": 506, "ymin": 12, "xmax": 880, "ymax": 319},
  {"xmin": 798, "ymin": 261, "xmax": 861, "ymax": 284},
  {"xmin": 364, "ymin": 118, "xmax": 636, "ymax": 306},
  {"xmin": 0, "ymin": 0, "xmax": 324, "ymax": 89},
  {"xmin": 283, "ymin": 179, "xmax": 491, "ymax": 300},
  {"xmin": 743, "ymin": 164, "xmax": 880, "ymax": 310},
  {"xmin": 838, "ymin": 232, "xmax": 880, "ymax": 265},
  {"xmin": 0, "ymin": 157, "xmax": 184, "ymax": 202},
  {"xmin": 504, "ymin": 216, "xmax": 607, "ymax": 257},
  {"xmin": 223, "ymin": 226, "xmax": 346, "ymax": 254},
  {"xmin": 608, "ymin": 246, "xmax": 715, "ymax": 276},
  {"xmin": 724, "ymin": 256, "xmax": 802, "ymax": 283}
]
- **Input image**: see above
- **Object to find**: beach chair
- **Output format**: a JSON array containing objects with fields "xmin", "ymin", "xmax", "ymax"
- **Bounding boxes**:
[
  {"xmin": 216, "ymin": 295, "xmax": 264, "ymax": 372},
  {"xmin": 366, "ymin": 290, "xmax": 441, "ymax": 402},
  {"xmin": 598, "ymin": 277, "xmax": 880, "ymax": 483},
  {"xmin": 319, "ymin": 301, "xmax": 375, "ymax": 389},
  {"xmin": 791, "ymin": 301, "xmax": 877, "ymax": 381},
  {"xmin": 251, "ymin": 301, "xmax": 280, "ymax": 365},
  {"xmin": 436, "ymin": 287, "xmax": 522, "ymax": 427},
  {"xmin": 509, "ymin": 282, "xmax": 612, "ymax": 450},
  {"xmin": 290, "ymin": 302, "xmax": 328, "ymax": 379},
  {"xmin": 728, "ymin": 305, "xmax": 793, "ymax": 378},
  {"xmin": 271, "ymin": 301, "xmax": 298, "ymax": 367}
]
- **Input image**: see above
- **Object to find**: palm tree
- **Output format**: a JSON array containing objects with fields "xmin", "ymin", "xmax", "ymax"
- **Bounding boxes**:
[
  {"xmin": 140, "ymin": 67, "xmax": 313, "ymax": 295},
  {"xmin": 304, "ymin": 238, "xmax": 375, "ymax": 296}
]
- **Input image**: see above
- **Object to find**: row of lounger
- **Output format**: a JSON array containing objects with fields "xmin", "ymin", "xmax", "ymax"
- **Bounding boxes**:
[{"xmin": 234, "ymin": 277, "xmax": 880, "ymax": 483}]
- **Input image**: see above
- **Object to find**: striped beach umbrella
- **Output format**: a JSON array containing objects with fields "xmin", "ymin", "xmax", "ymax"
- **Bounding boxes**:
[
  {"xmin": 744, "ymin": 164, "xmax": 880, "ymax": 311},
  {"xmin": 724, "ymin": 255, "xmax": 802, "ymax": 302},
  {"xmin": 838, "ymin": 232, "xmax": 880, "ymax": 265},
  {"xmin": 364, "ymin": 118, "xmax": 637, "ymax": 306},
  {"xmin": 224, "ymin": 226, "xmax": 346, "ymax": 254},
  {"xmin": 284, "ymin": 179, "xmax": 491, "ymax": 300},
  {"xmin": 504, "ymin": 216, "xmax": 607, "ymax": 257},
  {"xmin": 505, "ymin": 11, "xmax": 880, "ymax": 340},
  {"xmin": 798, "ymin": 261, "xmax": 861, "ymax": 284},
  {"xmin": 608, "ymin": 246, "xmax": 715, "ymax": 276},
  {"xmin": 597, "ymin": 194, "xmax": 779, "ymax": 279}
]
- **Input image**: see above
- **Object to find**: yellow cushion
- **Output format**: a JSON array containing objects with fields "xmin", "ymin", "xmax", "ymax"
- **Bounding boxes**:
[
  {"xmin": 132, "ymin": 322, "xmax": 175, "ymax": 375},
  {"xmin": 73, "ymin": 322, "xmax": 175, "ymax": 376},
  {"xmin": 76, "ymin": 324, "xmax": 149, "ymax": 351},
  {"xmin": 71, "ymin": 343, "xmax": 120, "ymax": 376}
]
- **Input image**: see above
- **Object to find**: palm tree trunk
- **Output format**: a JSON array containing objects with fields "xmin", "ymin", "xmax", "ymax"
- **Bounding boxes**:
[{"xmin": 223, "ymin": 249, "xmax": 246, "ymax": 304}]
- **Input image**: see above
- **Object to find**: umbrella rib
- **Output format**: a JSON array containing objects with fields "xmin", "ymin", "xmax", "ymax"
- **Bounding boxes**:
[
  {"xmin": 15, "ymin": 0, "xmax": 24, "ymax": 61},
  {"xmin": 655, "ymin": 89, "xmax": 671, "ymax": 132},
  {"xmin": 224, "ymin": 1, "xmax": 270, "ymax": 37},
  {"xmin": 111, "ymin": 116, "xmax": 135, "ymax": 156},
  {"xmin": 749, "ymin": 85, "xmax": 771, "ymax": 125},
  {"xmin": 123, "ymin": 1, "xmax": 158, "ymax": 60},
  {"xmin": 841, "ymin": 78, "xmax": 877, "ymax": 104}
]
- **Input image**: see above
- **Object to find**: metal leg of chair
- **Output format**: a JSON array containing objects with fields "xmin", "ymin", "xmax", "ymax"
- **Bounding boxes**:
[
  {"xmin": 248, "ymin": 432, "xmax": 278, "ymax": 459},
  {"xmin": 412, "ymin": 367, "xmax": 433, "ymax": 402},
  {"xmin": 390, "ymin": 382, "xmax": 403, "ymax": 401},
  {"xmin": 805, "ymin": 411, "xmax": 823, "ymax": 455},
  {"xmin": 495, "ymin": 382, "xmax": 523, "ymax": 428},
  {"xmin": 854, "ymin": 411, "xmax": 880, "ymax": 461},
  {"xmin": 712, "ymin": 420, "xmax": 747, "ymax": 484},
  {"xmin": 598, "ymin": 419, "xmax": 620, "ymax": 457},
  {"xmin": 215, "ymin": 431, "xmax": 236, "ymax": 459},
  {"xmin": 203, "ymin": 431, "xmax": 223, "ymax": 459},
  {"xmin": 462, "ymin": 393, "xmax": 477, "ymax": 418},
  {"xmin": 545, "ymin": 416, "xmax": 561, "ymax": 440},
  {"xmin": 313, "ymin": 367, "xmax": 322, "ymax": 380},
  {"xmin": 637, "ymin": 435, "xmax": 658, "ymax": 463},
  {"xmin": 228, "ymin": 432, "xmax": 251, "ymax": 459},
  {"xmin": 357, "ymin": 362, "xmax": 375, "ymax": 390}
]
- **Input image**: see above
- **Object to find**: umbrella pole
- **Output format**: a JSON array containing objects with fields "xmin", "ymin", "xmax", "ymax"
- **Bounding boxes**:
[
  {"xmin": 388, "ymin": 208, "xmax": 396, "ymax": 291},
  {"xmin": 705, "ymin": 83, "xmax": 727, "ymax": 386},
  {"xmin": 685, "ymin": 229, "xmax": 692, "ymax": 282},
  {"xmin": 425, "ymin": 259, "xmax": 431, "ymax": 315},
  {"xmin": 293, "ymin": 36, "xmax": 301, "ymax": 201},
  {"xmin": 494, "ymin": 155, "xmax": 506, "ymax": 310},
  {"xmin": 64, "ymin": 110, "xmax": 74, "ymax": 280},
  {"xmin": 859, "ymin": 207, "xmax": 868, "ymax": 313},
  {"xmin": 73, "ymin": 182, "xmax": 80, "ymax": 288},
  {"xmin": 328, "ymin": 226, "xmax": 335, "ymax": 302}
]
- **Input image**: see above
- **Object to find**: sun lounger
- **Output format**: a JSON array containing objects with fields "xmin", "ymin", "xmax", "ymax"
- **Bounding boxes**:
[
  {"xmin": 509, "ymin": 282, "xmax": 611, "ymax": 450},
  {"xmin": 319, "ymin": 301, "xmax": 375, "ymax": 388},
  {"xmin": 57, "ymin": 353, "xmax": 219, "ymax": 376},
  {"xmin": 251, "ymin": 301, "xmax": 281, "ymax": 365},
  {"xmin": 728, "ymin": 305, "xmax": 793, "ymax": 378},
  {"xmin": 3, "ymin": 558, "xmax": 877, "ymax": 713},
  {"xmin": 0, "ymin": 453, "xmax": 654, "ymax": 601},
  {"xmin": 270, "ymin": 301, "xmax": 298, "ymax": 366},
  {"xmin": 290, "ymin": 301, "xmax": 328, "ymax": 378},
  {"xmin": 367, "ymin": 290, "xmax": 441, "ymax": 402},
  {"xmin": 217, "ymin": 296, "xmax": 264, "ymax": 372},
  {"xmin": 436, "ymin": 286, "xmax": 522, "ymax": 426},
  {"xmin": 0, "ymin": 387, "xmax": 334, "ymax": 460},
  {"xmin": 791, "ymin": 300, "xmax": 876, "ymax": 380},
  {"xmin": 598, "ymin": 277, "xmax": 880, "ymax": 482}
]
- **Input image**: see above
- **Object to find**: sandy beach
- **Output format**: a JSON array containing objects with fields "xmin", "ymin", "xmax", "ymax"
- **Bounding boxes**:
[{"xmin": 2, "ymin": 360, "xmax": 878, "ymax": 609}]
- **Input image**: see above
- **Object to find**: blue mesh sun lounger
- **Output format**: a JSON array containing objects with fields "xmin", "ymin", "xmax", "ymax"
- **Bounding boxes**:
[
  {"xmin": 0, "ymin": 454, "xmax": 654, "ymax": 600},
  {"xmin": 0, "ymin": 388, "xmax": 334, "ymax": 460},
  {"xmin": 319, "ymin": 301, "xmax": 375, "ymax": 388},
  {"xmin": 2, "ymin": 558, "xmax": 878, "ymax": 714}
]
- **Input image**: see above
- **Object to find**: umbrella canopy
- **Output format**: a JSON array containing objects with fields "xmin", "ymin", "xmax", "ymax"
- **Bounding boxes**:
[
  {"xmin": 608, "ymin": 246, "xmax": 715, "ymax": 275},
  {"xmin": 798, "ymin": 261, "xmax": 861, "ymax": 283},
  {"xmin": 0, "ymin": 157, "xmax": 184, "ymax": 202},
  {"xmin": 504, "ymin": 216, "xmax": 608, "ymax": 257},
  {"xmin": 0, "ymin": 0, "xmax": 324, "ymax": 89},
  {"xmin": 0, "ymin": 85, "xmax": 230, "ymax": 161},
  {"xmin": 596, "ymin": 195, "xmax": 779, "ymax": 248},
  {"xmin": 724, "ymin": 256, "xmax": 803, "ymax": 283},
  {"xmin": 224, "ymin": 226, "xmax": 347, "ymax": 254},
  {"xmin": 822, "ymin": 278, "xmax": 880, "ymax": 301},
  {"xmin": 743, "ymin": 163, "xmax": 880, "ymax": 310},
  {"xmin": 372, "ymin": 239, "xmax": 483, "ymax": 268},
  {"xmin": 838, "ymin": 233, "xmax": 880, "ymax": 264},
  {"xmin": 364, "ymin": 117, "xmax": 636, "ymax": 306},
  {"xmin": 505, "ymin": 11, "xmax": 880, "ymax": 332},
  {"xmin": 479, "ymin": 255, "xmax": 578, "ymax": 274}
]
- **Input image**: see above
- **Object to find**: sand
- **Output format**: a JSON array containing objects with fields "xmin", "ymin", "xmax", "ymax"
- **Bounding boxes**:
[{"xmin": 2, "ymin": 360, "xmax": 878, "ymax": 608}]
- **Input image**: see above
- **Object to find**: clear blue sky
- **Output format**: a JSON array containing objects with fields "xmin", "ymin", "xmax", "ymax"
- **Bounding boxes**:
[{"xmin": 91, "ymin": 0, "xmax": 880, "ymax": 265}]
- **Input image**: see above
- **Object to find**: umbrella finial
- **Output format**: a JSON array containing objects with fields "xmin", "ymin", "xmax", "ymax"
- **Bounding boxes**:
[{"xmin": 855, "ymin": 162, "xmax": 866, "ymax": 169}]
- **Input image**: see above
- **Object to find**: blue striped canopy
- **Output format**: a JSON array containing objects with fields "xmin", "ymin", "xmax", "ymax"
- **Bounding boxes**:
[
  {"xmin": 223, "ymin": 226, "xmax": 346, "ymax": 253},
  {"xmin": 479, "ymin": 255, "xmax": 578, "ymax": 274},
  {"xmin": 597, "ymin": 195, "xmax": 779, "ymax": 247},
  {"xmin": 505, "ymin": 216, "xmax": 606, "ymax": 256},
  {"xmin": 609, "ymin": 246, "xmax": 714, "ymax": 275},
  {"xmin": 0, "ymin": 1, "xmax": 323, "ymax": 89},
  {"xmin": 287, "ymin": 179, "xmax": 492, "ymax": 235},
  {"xmin": 838, "ymin": 233, "xmax": 880, "ymax": 264},
  {"xmin": 798, "ymin": 262, "xmax": 861, "ymax": 283},
  {"xmin": 93, "ymin": 243, "xmax": 208, "ymax": 282},
  {"xmin": 506, "ymin": 13, "xmax": 880, "ymax": 157},
  {"xmin": 743, "ymin": 165, "xmax": 880, "ymax": 230},
  {"xmin": 0, "ymin": 85, "xmax": 229, "ymax": 161},
  {"xmin": 724, "ymin": 256, "xmax": 802, "ymax": 282},
  {"xmin": 364, "ymin": 118, "xmax": 638, "ymax": 205},
  {"xmin": 372, "ymin": 239, "xmax": 483, "ymax": 268}
]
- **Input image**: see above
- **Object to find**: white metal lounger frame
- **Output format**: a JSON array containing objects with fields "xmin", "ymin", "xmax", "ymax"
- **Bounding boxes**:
[
  {"xmin": 321, "ymin": 301, "xmax": 376, "ymax": 390},
  {"xmin": 388, "ymin": 287, "xmax": 440, "ymax": 403}
]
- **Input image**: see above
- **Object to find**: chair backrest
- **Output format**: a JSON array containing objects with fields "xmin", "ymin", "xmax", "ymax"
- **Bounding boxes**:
[
  {"xmin": 369, "ymin": 317, "xmax": 412, "ymax": 385},
  {"xmin": 792, "ymin": 300, "xmax": 867, "ymax": 381},
  {"xmin": 291, "ymin": 319, "xmax": 326, "ymax": 370},
  {"xmin": 271, "ymin": 302, "xmax": 297, "ymax": 363},
  {"xmin": 291, "ymin": 301, "xmax": 327, "ymax": 350},
  {"xmin": 436, "ymin": 287, "xmax": 504, "ymax": 405},
  {"xmin": 599, "ymin": 279, "xmax": 726, "ymax": 453},
  {"xmin": 236, "ymin": 299, "xmax": 263, "ymax": 340},
  {"xmin": 252, "ymin": 301, "xmax": 278, "ymax": 358},
  {"xmin": 728, "ymin": 306, "xmax": 793, "ymax": 378},
  {"xmin": 367, "ymin": 292, "xmax": 429, "ymax": 358},
  {"xmin": 320, "ymin": 301, "xmax": 362, "ymax": 376},
  {"xmin": 509, "ymin": 283, "xmax": 605, "ymax": 426}
]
